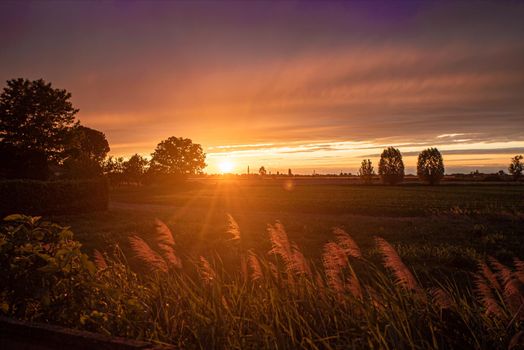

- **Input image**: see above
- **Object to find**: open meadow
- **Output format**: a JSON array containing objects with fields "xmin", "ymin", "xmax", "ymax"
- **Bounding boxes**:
[
  {"xmin": 18, "ymin": 179, "xmax": 519, "ymax": 348},
  {"xmin": 53, "ymin": 179, "xmax": 524, "ymax": 281}
]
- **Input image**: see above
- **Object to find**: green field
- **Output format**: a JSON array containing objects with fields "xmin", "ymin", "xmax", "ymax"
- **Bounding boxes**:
[
  {"xmin": 52, "ymin": 179, "xmax": 524, "ymax": 280},
  {"xmin": 6, "ymin": 179, "xmax": 524, "ymax": 348}
]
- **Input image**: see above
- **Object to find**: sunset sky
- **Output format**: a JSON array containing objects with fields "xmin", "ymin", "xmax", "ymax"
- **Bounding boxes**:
[{"xmin": 1, "ymin": 1, "xmax": 523, "ymax": 174}]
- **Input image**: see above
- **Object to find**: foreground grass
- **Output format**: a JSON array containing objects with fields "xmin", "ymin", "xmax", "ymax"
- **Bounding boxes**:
[{"xmin": 2, "ymin": 215, "xmax": 524, "ymax": 349}]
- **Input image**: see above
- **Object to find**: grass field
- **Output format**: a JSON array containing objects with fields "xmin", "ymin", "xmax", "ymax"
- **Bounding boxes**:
[
  {"xmin": 7, "ymin": 179, "xmax": 524, "ymax": 348},
  {"xmin": 51, "ymin": 179, "xmax": 524, "ymax": 281}
]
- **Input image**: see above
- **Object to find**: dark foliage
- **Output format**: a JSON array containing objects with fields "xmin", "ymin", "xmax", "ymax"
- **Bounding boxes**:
[
  {"xmin": 0, "ymin": 215, "xmax": 148, "ymax": 335},
  {"xmin": 122, "ymin": 154, "xmax": 149, "ymax": 185},
  {"xmin": 358, "ymin": 159, "xmax": 374, "ymax": 184},
  {"xmin": 0, "ymin": 78, "xmax": 78, "ymax": 163},
  {"xmin": 149, "ymin": 137, "xmax": 206, "ymax": 177},
  {"xmin": 417, "ymin": 148, "xmax": 445, "ymax": 185},
  {"xmin": 509, "ymin": 155, "xmax": 523, "ymax": 181},
  {"xmin": 65, "ymin": 125, "xmax": 110, "ymax": 162},
  {"xmin": 378, "ymin": 147, "xmax": 405, "ymax": 185},
  {"xmin": 0, "ymin": 178, "xmax": 108, "ymax": 215},
  {"xmin": 0, "ymin": 144, "xmax": 49, "ymax": 180}
]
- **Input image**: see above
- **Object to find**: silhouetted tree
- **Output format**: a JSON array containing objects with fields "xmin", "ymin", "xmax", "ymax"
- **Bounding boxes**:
[
  {"xmin": 259, "ymin": 166, "xmax": 267, "ymax": 176},
  {"xmin": 509, "ymin": 155, "xmax": 523, "ymax": 181},
  {"xmin": 66, "ymin": 125, "xmax": 110, "ymax": 164},
  {"xmin": 103, "ymin": 156, "xmax": 125, "ymax": 186},
  {"xmin": 288, "ymin": 168, "xmax": 293, "ymax": 176},
  {"xmin": 378, "ymin": 147, "xmax": 404, "ymax": 185},
  {"xmin": 123, "ymin": 154, "xmax": 149, "ymax": 184},
  {"xmin": 62, "ymin": 154, "xmax": 103, "ymax": 179},
  {"xmin": 149, "ymin": 137, "xmax": 206, "ymax": 177},
  {"xmin": 0, "ymin": 78, "xmax": 78, "ymax": 163},
  {"xmin": 417, "ymin": 148, "xmax": 444, "ymax": 185},
  {"xmin": 358, "ymin": 159, "xmax": 374, "ymax": 184},
  {"xmin": 62, "ymin": 125, "xmax": 110, "ymax": 178}
]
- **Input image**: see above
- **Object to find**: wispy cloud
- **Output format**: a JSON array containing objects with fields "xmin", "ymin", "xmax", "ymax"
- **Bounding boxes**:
[{"xmin": 1, "ymin": 1, "xmax": 523, "ymax": 173}]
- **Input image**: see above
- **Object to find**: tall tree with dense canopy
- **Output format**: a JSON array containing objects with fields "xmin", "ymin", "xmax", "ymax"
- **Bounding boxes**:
[
  {"xmin": 0, "ymin": 78, "xmax": 79, "ymax": 162},
  {"xmin": 417, "ymin": 148, "xmax": 445, "ymax": 185},
  {"xmin": 66, "ymin": 125, "xmax": 110, "ymax": 164},
  {"xmin": 378, "ymin": 147, "xmax": 404, "ymax": 185},
  {"xmin": 358, "ymin": 159, "xmax": 375, "ymax": 184},
  {"xmin": 508, "ymin": 155, "xmax": 523, "ymax": 181},
  {"xmin": 149, "ymin": 137, "xmax": 205, "ymax": 177},
  {"xmin": 62, "ymin": 125, "xmax": 110, "ymax": 178}
]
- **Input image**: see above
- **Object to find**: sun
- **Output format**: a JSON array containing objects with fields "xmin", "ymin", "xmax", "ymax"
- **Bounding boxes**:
[{"xmin": 218, "ymin": 159, "xmax": 235, "ymax": 173}]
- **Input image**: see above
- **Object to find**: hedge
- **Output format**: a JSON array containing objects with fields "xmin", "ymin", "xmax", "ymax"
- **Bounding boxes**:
[{"xmin": 0, "ymin": 178, "xmax": 108, "ymax": 215}]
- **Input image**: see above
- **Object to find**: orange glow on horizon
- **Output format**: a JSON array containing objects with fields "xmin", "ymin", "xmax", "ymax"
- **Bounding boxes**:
[{"xmin": 217, "ymin": 159, "xmax": 236, "ymax": 174}]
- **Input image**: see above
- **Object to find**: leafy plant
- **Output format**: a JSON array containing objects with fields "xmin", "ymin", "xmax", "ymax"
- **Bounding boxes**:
[{"xmin": 0, "ymin": 214, "xmax": 96, "ymax": 323}]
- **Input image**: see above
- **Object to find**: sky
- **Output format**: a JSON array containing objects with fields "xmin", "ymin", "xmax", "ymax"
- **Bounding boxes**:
[{"xmin": 1, "ymin": 1, "xmax": 523, "ymax": 174}]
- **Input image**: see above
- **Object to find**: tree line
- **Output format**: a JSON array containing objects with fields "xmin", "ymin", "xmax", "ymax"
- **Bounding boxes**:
[
  {"xmin": 358, "ymin": 147, "xmax": 522, "ymax": 185},
  {"xmin": 0, "ymin": 78, "xmax": 205, "ymax": 185},
  {"xmin": 1, "ymin": 78, "xmax": 522, "ymax": 185}
]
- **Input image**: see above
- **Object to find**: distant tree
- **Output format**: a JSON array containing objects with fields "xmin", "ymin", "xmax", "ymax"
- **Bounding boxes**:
[
  {"xmin": 358, "ymin": 159, "xmax": 375, "ymax": 184},
  {"xmin": 378, "ymin": 147, "xmax": 404, "ymax": 185},
  {"xmin": 66, "ymin": 125, "xmax": 110, "ymax": 164},
  {"xmin": 123, "ymin": 154, "xmax": 149, "ymax": 184},
  {"xmin": 417, "ymin": 148, "xmax": 444, "ymax": 185},
  {"xmin": 259, "ymin": 166, "xmax": 267, "ymax": 176},
  {"xmin": 149, "ymin": 137, "xmax": 206, "ymax": 177},
  {"xmin": 0, "ymin": 78, "xmax": 78, "ymax": 163},
  {"xmin": 288, "ymin": 168, "xmax": 293, "ymax": 176},
  {"xmin": 61, "ymin": 125, "xmax": 110, "ymax": 178},
  {"xmin": 62, "ymin": 154, "xmax": 103, "ymax": 179},
  {"xmin": 509, "ymin": 155, "xmax": 523, "ymax": 181},
  {"xmin": 103, "ymin": 156, "xmax": 125, "ymax": 186}
]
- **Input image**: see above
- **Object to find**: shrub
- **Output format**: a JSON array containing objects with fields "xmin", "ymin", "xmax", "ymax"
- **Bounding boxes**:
[
  {"xmin": 417, "ymin": 147, "xmax": 445, "ymax": 185},
  {"xmin": 0, "ymin": 215, "xmax": 97, "ymax": 323},
  {"xmin": 0, "ymin": 144, "xmax": 49, "ymax": 180},
  {"xmin": 0, "ymin": 178, "xmax": 108, "ymax": 215},
  {"xmin": 0, "ymin": 215, "xmax": 150, "ymax": 335},
  {"xmin": 378, "ymin": 147, "xmax": 405, "ymax": 185}
]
